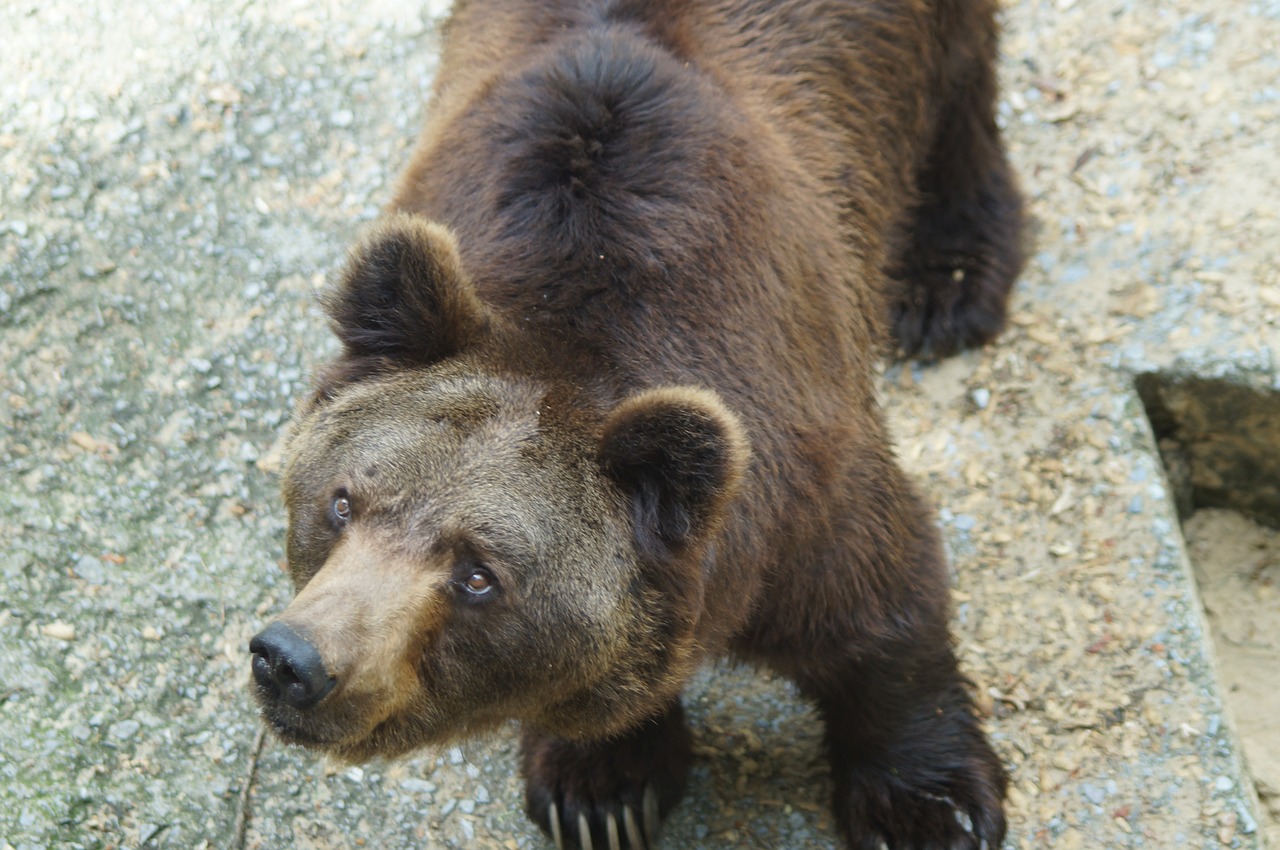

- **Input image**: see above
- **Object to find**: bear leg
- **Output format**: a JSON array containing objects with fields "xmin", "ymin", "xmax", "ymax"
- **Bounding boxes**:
[
  {"xmin": 891, "ymin": 3, "xmax": 1025, "ymax": 359},
  {"xmin": 799, "ymin": 642, "xmax": 1007, "ymax": 849},
  {"xmin": 521, "ymin": 700, "xmax": 692, "ymax": 850}
]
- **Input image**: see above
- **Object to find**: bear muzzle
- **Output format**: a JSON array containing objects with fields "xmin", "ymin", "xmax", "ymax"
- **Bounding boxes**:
[
  {"xmin": 249, "ymin": 621, "xmax": 337, "ymax": 710},
  {"xmin": 249, "ymin": 531, "xmax": 454, "ymax": 753},
  {"xmin": 247, "ymin": 616, "xmax": 410, "ymax": 752}
]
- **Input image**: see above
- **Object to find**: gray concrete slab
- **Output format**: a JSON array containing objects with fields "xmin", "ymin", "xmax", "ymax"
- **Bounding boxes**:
[{"xmin": 1, "ymin": 0, "xmax": 1275, "ymax": 848}]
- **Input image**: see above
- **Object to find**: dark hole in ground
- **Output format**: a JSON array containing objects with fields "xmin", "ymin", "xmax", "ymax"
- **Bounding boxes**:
[
  {"xmin": 1138, "ymin": 372, "xmax": 1280, "ymax": 847},
  {"xmin": 1136, "ymin": 372, "xmax": 1280, "ymax": 528}
]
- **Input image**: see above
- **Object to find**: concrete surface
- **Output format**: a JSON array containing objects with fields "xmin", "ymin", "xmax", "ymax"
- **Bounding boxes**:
[{"xmin": 0, "ymin": 0, "xmax": 1276, "ymax": 848}]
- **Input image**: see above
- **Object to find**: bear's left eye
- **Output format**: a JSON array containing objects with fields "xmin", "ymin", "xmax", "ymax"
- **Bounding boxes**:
[
  {"xmin": 463, "ymin": 568, "xmax": 494, "ymax": 596},
  {"xmin": 330, "ymin": 492, "xmax": 353, "ymax": 526}
]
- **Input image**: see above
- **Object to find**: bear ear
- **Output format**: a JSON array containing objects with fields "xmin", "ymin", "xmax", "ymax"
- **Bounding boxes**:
[
  {"xmin": 599, "ymin": 387, "xmax": 750, "ymax": 557},
  {"xmin": 322, "ymin": 213, "xmax": 490, "ymax": 369}
]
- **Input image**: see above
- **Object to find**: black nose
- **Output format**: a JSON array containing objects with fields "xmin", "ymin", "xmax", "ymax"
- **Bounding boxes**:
[{"xmin": 249, "ymin": 622, "xmax": 335, "ymax": 710}]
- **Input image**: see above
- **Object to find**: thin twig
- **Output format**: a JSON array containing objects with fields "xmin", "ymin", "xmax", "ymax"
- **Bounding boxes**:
[{"xmin": 232, "ymin": 726, "xmax": 268, "ymax": 850}]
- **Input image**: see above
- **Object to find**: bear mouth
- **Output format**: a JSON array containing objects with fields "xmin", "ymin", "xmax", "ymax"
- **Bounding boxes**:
[
  {"xmin": 254, "ymin": 699, "xmax": 354, "ymax": 749},
  {"xmin": 262, "ymin": 714, "xmax": 342, "ymax": 748},
  {"xmin": 255, "ymin": 697, "xmax": 410, "ymax": 760}
]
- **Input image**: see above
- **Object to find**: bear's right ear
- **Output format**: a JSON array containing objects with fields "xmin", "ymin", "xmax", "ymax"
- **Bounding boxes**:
[
  {"xmin": 600, "ymin": 387, "xmax": 750, "ymax": 559},
  {"xmin": 322, "ymin": 213, "xmax": 490, "ymax": 369}
]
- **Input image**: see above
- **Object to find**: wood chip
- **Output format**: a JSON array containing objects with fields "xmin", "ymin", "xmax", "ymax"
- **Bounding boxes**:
[{"xmin": 41, "ymin": 622, "xmax": 76, "ymax": 641}]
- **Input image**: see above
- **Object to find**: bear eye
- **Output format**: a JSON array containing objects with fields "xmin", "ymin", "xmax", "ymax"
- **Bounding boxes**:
[
  {"xmin": 464, "ymin": 568, "xmax": 494, "ymax": 595},
  {"xmin": 331, "ymin": 492, "xmax": 353, "ymax": 526},
  {"xmin": 456, "ymin": 563, "xmax": 497, "ymax": 599}
]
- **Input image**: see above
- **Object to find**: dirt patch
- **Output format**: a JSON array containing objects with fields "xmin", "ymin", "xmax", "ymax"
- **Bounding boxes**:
[{"xmin": 1184, "ymin": 508, "xmax": 1280, "ymax": 847}]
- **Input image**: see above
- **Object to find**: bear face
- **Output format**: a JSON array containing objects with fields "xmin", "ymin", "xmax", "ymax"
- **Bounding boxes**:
[{"xmin": 252, "ymin": 219, "xmax": 749, "ymax": 762}]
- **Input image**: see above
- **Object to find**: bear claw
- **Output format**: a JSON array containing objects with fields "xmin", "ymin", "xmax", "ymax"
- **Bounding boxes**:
[
  {"xmin": 544, "ymin": 786, "xmax": 661, "ymax": 849},
  {"xmin": 549, "ymin": 802, "xmax": 564, "ymax": 850},
  {"xmin": 605, "ymin": 811, "xmax": 620, "ymax": 850},
  {"xmin": 643, "ymin": 784, "xmax": 659, "ymax": 845},
  {"xmin": 547, "ymin": 792, "xmax": 656, "ymax": 850},
  {"xmin": 623, "ymin": 804, "xmax": 645, "ymax": 849}
]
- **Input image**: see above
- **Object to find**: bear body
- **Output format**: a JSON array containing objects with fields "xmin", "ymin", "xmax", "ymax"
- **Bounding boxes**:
[{"xmin": 249, "ymin": 1, "xmax": 1024, "ymax": 847}]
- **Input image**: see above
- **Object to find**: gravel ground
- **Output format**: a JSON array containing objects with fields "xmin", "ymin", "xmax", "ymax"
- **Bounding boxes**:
[{"xmin": 1, "ymin": 0, "xmax": 1276, "ymax": 849}]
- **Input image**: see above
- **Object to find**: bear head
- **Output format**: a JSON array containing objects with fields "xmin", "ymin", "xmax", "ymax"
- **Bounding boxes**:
[{"xmin": 249, "ymin": 214, "xmax": 749, "ymax": 762}]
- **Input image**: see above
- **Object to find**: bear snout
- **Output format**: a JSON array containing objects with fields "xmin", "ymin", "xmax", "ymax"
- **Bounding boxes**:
[{"xmin": 249, "ymin": 621, "xmax": 336, "ymax": 710}]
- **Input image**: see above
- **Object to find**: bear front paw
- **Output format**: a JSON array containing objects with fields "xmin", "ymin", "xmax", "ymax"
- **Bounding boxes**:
[
  {"xmin": 521, "ymin": 702, "xmax": 691, "ymax": 850},
  {"xmin": 832, "ymin": 756, "xmax": 1007, "ymax": 850},
  {"xmin": 534, "ymin": 782, "xmax": 662, "ymax": 850}
]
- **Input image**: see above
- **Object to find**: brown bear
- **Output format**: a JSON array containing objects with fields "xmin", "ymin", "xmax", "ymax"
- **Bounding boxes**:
[{"xmin": 248, "ymin": 0, "xmax": 1024, "ymax": 848}]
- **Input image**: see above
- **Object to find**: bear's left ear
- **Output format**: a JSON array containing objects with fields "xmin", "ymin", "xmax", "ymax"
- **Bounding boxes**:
[
  {"xmin": 322, "ymin": 213, "xmax": 490, "ymax": 369},
  {"xmin": 600, "ymin": 387, "xmax": 750, "ymax": 556}
]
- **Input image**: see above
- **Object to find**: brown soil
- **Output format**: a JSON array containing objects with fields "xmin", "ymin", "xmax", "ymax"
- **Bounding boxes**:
[{"xmin": 1184, "ymin": 509, "xmax": 1280, "ymax": 848}]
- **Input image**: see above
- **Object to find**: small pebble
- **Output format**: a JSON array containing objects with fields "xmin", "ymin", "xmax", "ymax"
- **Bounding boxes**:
[
  {"xmin": 41, "ymin": 622, "xmax": 76, "ymax": 641},
  {"xmin": 399, "ymin": 778, "xmax": 435, "ymax": 794},
  {"xmin": 108, "ymin": 719, "xmax": 140, "ymax": 741},
  {"xmin": 74, "ymin": 555, "xmax": 107, "ymax": 585}
]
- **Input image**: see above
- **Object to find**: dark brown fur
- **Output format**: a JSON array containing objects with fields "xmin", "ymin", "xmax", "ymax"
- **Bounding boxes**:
[{"xmin": 250, "ymin": 0, "xmax": 1024, "ymax": 847}]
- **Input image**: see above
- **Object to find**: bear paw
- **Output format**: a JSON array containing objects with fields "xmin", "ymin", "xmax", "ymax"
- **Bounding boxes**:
[
  {"xmin": 521, "ymin": 704, "xmax": 691, "ymax": 850},
  {"xmin": 891, "ymin": 261, "xmax": 1013, "ymax": 361},
  {"xmin": 832, "ymin": 756, "xmax": 1007, "ymax": 850},
  {"xmin": 891, "ymin": 164, "xmax": 1025, "ymax": 360}
]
